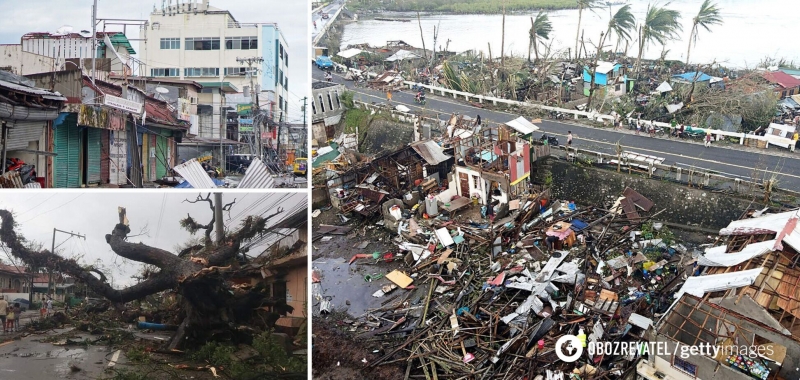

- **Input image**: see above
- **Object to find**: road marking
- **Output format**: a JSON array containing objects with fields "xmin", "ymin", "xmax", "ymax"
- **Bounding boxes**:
[{"xmin": 108, "ymin": 349, "xmax": 121, "ymax": 367}]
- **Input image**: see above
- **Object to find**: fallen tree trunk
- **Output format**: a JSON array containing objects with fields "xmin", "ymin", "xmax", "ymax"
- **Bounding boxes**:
[{"xmin": 0, "ymin": 206, "xmax": 291, "ymax": 350}]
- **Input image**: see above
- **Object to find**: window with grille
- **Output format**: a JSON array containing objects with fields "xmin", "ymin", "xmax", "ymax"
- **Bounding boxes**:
[
  {"xmin": 224, "ymin": 67, "xmax": 247, "ymax": 76},
  {"xmin": 160, "ymin": 38, "xmax": 180, "ymax": 49},
  {"xmin": 184, "ymin": 67, "xmax": 220, "ymax": 77},
  {"xmin": 224, "ymin": 36, "xmax": 258, "ymax": 50},
  {"xmin": 185, "ymin": 37, "xmax": 220, "ymax": 50},
  {"xmin": 672, "ymin": 357, "xmax": 698, "ymax": 376},
  {"xmin": 151, "ymin": 68, "xmax": 179, "ymax": 77}
]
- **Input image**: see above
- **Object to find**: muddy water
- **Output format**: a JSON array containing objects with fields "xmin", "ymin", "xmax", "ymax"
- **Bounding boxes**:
[
  {"xmin": 313, "ymin": 232, "xmax": 405, "ymax": 317},
  {"xmin": 342, "ymin": 0, "xmax": 800, "ymax": 68}
]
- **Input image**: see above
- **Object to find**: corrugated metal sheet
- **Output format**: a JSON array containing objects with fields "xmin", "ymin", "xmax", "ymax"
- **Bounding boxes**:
[
  {"xmin": 5, "ymin": 120, "xmax": 45, "ymax": 150},
  {"xmin": 504, "ymin": 116, "xmax": 539, "ymax": 135},
  {"xmin": 410, "ymin": 140, "xmax": 451, "ymax": 165},
  {"xmin": 237, "ymin": 158, "xmax": 275, "ymax": 188},
  {"xmin": 174, "ymin": 158, "xmax": 217, "ymax": 188},
  {"xmin": 87, "ymin": 128, "xmax": 102, "ymax": 184},
  {"xmin": 674, "ymin": 268, "xmax": 763, "ymax": 301}
]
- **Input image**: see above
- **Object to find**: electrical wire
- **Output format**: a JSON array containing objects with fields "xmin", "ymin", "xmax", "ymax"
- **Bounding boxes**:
[{"xmin": 19, "ymin": 194, "xmax": 85, "ymax": 224}]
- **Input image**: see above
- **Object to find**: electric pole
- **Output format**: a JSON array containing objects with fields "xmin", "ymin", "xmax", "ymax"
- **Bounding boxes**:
[
  {"xmin": 91, "ymin": 0, "xmax": 98, "ymax": 84},
  {"xmin": 214, "ymin": 193, "xmax": 224, "ymax": 243},
  {"xmin": 302, "ymin": 97, "xmax": 307, "ymax": 127},
  {"xmin": 45, "ymin": 229, "xmax": 86, "ymax": 303},
  {"xmin": 237, "ymin": 57, "xmax": 264, "ymax": 161}
]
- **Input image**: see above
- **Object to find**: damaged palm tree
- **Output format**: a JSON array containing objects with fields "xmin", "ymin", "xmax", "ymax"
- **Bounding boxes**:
[{"xmin": 0, "ymin": 197, "xmax": 292, "ymax": 351}]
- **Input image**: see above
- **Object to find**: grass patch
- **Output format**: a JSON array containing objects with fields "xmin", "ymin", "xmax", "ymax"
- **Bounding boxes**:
[{"xmin": 191, "ymin": 331, "xmax": 305, "ymax": 379}]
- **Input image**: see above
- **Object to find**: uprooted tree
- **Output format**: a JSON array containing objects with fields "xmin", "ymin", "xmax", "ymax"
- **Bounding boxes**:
[{"xmin": 0, "ymin": 195, "xmax": 293, "ymax": 351}]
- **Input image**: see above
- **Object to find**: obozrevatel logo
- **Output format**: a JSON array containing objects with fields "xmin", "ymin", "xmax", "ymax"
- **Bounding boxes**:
[{"xmin": 555, "ymin": 334, "xmax": 583, "ymax": 362}]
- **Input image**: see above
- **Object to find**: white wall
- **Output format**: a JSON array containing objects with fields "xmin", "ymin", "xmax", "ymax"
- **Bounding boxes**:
[
  {"xmin": 0, "ymin": 45, "xmax": 57, "ymax": 75},
  {"xmin": 453, "ymin": 166, "xmax": 487, "ymax": 205}
]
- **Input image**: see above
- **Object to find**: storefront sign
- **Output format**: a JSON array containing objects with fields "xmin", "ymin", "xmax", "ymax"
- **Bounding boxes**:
[
  {"xmin": 78, "ymin": 105, "xmax": 125, "ymax": 130},
  {"xmin": 104, "ymin": 94, "xmax": 143, "ymax": 114},
  {"xmin": 109, "ymin": 130, "xmax": 128, "ymax": 186}
]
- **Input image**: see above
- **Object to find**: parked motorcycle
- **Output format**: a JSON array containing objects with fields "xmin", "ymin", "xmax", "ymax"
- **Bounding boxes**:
[
  {"xmin": 549, "ymin": 110, "xmax": 566, "ymax": 120},
  {"xmin": 4, "ymin": 158, "xmax": 36, "ymax": 184},
  {"xmin": 540, "ymin": 134, "xmax": 559, "ymax": 146}
]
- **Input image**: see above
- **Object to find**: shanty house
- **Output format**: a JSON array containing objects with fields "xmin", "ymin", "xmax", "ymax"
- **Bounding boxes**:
[
  {"xmin": 582, "ymin": 61, "xmax": 629, "ymax": 97},
  {"xmin": 763, "ymin": 71, "xmax": 800, "ymax": 99}
]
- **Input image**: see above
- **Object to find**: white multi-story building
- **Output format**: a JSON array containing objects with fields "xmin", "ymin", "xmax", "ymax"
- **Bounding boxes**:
[{"xmin": 140, "ymin": 0, "xmax": 290, "ymax": 123}]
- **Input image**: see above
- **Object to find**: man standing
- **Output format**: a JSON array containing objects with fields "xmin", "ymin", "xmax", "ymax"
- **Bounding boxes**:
[
  {"xmin": 567, "ymin": 131, "xmax": 573, "ymax": 147},
  {"xmin": 0, "ymin": 296, "xmax": 8, "ymax": 333},
  {"xmin": 705, "ymin": 132, "xmax": 712, "ymax": 148},
  {"xmin": 46, "ymin": 297, "xmax": 53, "ymax": 317},
  {"xmin": 793, "ymin": 130, "xmax": 799, "ymax": 150},
  {"xmin": 386, "ymin": 90, "xmax": 392, "ymax": 104}
]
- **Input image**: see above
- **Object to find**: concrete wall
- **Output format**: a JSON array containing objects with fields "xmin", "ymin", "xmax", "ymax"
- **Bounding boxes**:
[
  {"xmin": 0, "ymin": 45, "xmax": 57, "ymax": 75},
  {"xmin": 311, "ymin": 83, "xmax": 345, "ymax": 122},
  {"xmin": 545, "ymin": 159, "xmax": 750, "ymax": 230}
]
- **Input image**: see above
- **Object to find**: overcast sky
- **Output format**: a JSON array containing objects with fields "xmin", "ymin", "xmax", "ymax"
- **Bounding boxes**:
[
  {"xmin": 0, "ymin": 0, "xmax": 309, "ymax": 123},
  {"xmin": 0, "ymin": 192, "xmax": 306, "ymax": 288}
]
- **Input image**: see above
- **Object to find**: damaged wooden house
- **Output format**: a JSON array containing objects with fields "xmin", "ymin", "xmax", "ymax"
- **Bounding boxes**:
[{"xmin": 639, "ymin": 209, "xmax": 800, "ymax": 380}]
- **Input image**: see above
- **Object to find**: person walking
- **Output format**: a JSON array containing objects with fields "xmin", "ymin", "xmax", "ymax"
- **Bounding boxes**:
[
  {"xmin": 793, "ymin": 130, "xmax": 799, "ymax": 151},
  {"xmin": 0, "ymin": 296, "xmax": 8, "ymax": 333},
  {"xmin": 567, "ymin": 131, "xmax": 574, "ymax": 147},
  {"xmin": 705, "ymin": 131, "xmax": 712, "ymax": 148},
  {"xmin": 386, "ymin": 90, "xmax": 392, "ymax": 104},
  {"xmin": 5, "ymin": 307, "xmax": 14, "ymax": 332},
  {"xmin": 636, "ymin": 122, "xmax": 642, "ymax": 135}
]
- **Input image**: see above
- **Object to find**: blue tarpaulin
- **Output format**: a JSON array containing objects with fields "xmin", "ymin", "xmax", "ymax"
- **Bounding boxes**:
[
  {"xmin": 570, "ymin": 219, "xmax": 589, "ymax": 231},
  {"xmin": 175, "ymin": 178, "xmax": 226, "ymax": 188},
  {"xmin": 672, "ymin": 72, "xmax": 711, "ymax": 83}
]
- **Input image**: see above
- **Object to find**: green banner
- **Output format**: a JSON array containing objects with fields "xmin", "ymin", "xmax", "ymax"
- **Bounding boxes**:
[{"xmin": 237, "ymin": 104, "xmax": 253, "ymax": 115}]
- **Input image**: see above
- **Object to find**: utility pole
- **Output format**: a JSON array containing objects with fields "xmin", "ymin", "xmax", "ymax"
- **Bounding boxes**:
[
  {"xmin": 302, "ymin": 97, "xmax": 307, "ymax": 128},
  {"xmin": 47, "ymin": 229, "xmax": 86, "ymax": 303},
  {"xmin": 91, "ymin": 0, "xmax": 98, "ymax": 84},
  {"xmin": 237, "ymin": 57, "xmax": 264, "ymax": 161},
  {"xmin": 214, "ymin": 193, "xmax": 224, "ymax": 243}
]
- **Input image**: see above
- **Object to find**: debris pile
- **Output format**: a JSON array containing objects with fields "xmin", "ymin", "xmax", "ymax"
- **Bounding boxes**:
[{"xmin": 314, "ymin": 186, "xmax": 695, "ymax": 378}]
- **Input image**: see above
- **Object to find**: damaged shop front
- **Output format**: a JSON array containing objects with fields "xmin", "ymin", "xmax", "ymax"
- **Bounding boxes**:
[{"xmin": 0, "ymin": 70, "xmax": 66, "ymax": 188}]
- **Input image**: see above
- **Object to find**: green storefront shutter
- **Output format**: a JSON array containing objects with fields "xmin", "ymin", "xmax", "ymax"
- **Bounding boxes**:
[
  {"xmin": 156, "ymin": 135, "xmax": 167, "ymax": 179},
  {"xmin": 87, "ymin": 128, "xmax": 102, "ymax": 184},
  {"xmin": 54, "ymin": 120, "xmax": 81, "ymax": 188}
]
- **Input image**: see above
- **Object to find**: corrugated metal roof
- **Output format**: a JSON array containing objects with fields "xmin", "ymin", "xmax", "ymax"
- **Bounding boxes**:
[
  {"xmin": 410, "ymin": 140, "xmax": 451, "ymax": 165},
  {"xmin": 0, "ymin": 79, "xmax": 67, "ymax": 99},
  {"xmin": 504, "ymin": 116, "xmax": 539, "ymax": 135},
  {"xmin": 698, "ymin": 240, "xmax": 775, "ymax": 267},
  {"xmin": 627, "ymin": 313, "xmax": 653, "ymax": 329},
  {"xmin": 237, "ymin": 158, "xmax": 276, "ymax": 188},
  {"xmin": 174, "ymin": 158, "xmax": 218, "ymax": 188},
  {"xmin": 674, "ymin": 268, "xmax": 763, "ymax": 300}
]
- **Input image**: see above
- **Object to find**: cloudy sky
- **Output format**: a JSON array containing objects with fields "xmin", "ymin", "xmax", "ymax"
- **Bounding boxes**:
[
  {"xmin": 0, "ymin": 0, "xmax": 309, "ymax": 123},
  {"xmin": 0, "ymin": 192, "xmax": 307, "ymax": 288}
]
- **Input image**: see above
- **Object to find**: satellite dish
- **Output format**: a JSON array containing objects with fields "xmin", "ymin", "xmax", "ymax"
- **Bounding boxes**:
[
  {"xmin": 155, "ymin": 86, "xmax": 170, "ymax": 94},
  {"xmin": 81, "ymin": 86, "xmax": 96, "ymax": 104}
]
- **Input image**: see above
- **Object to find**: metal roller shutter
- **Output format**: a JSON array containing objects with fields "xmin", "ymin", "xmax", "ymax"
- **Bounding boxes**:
[
  {"xmin": 86, "ymin": 128, "xmax": 102, "ymax": 184},
  {"xmin": 54, "ymin": 121, "xmax": 81, "ymax": 188},
  {"xmin": 5, "ymin": 120, "xmax": 45, "ymax": 151}
]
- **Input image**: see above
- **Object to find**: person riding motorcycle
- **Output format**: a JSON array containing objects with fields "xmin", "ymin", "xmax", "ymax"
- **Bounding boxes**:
[{"xmin": 415, "ymin": 90, "xmax": 425, "ymax": 103}]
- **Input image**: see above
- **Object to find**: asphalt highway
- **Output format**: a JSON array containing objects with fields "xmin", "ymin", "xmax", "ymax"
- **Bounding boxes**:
[{"xmin": 313, "ymin": 69, "xmax": 800, "ymax": 190}]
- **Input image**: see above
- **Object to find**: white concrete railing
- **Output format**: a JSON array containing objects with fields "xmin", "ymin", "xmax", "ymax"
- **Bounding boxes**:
[{"xmin": 402, "ymin": 81, "xmax": 796, "ymax": 152}]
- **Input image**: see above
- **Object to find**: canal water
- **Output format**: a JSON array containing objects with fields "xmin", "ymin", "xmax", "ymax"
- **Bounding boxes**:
[{"xmin": 341, "ymin": 0, "xmax": 800, "ymax": 69}]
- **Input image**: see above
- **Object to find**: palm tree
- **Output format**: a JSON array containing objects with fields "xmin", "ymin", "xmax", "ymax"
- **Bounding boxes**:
[
  {"xmin": 686, "ymin": 0, "xmax": 722, "ymax": 65},
  {"xmin": 635, "ymin": 3, "xmax": 682, "ymax": 75},
  {"xmin": 575, "ymin": 0, "xmax": 599, "ymax": 60},
  {"xmin": 607, "ymin": 5, "xmax": 636, "ymax": 58},
  {"xmin": 529, "ymin": 11, "xmax": 553, "ymax": 64}
]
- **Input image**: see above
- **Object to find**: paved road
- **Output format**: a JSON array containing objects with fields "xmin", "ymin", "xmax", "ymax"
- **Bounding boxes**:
[
  {"xmin": 313, "ymin": 69, "xmax": 800, "ymax": 190},
  {"xmin": 312, "ymin": 1, "xmax": 345, "ymax": 45}
]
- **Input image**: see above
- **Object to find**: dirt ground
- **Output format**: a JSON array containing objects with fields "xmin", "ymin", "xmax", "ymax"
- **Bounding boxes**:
[{"xmin": 312, "ymin": 317, "xmax": 403, "ymax": 380}]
